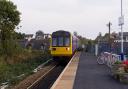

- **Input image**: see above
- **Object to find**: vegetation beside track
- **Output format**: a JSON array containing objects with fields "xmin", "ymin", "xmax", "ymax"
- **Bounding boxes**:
[
  {"xmin": 0, "ymin": 1, "xmax": 52, "ymax": 88},
  {"xmin": 0, "ymin": 50, "xmax": 52, "ymax": 87}
]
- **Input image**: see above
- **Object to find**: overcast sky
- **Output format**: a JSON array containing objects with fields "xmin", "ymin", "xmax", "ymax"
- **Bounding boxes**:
[{"xmin": 11, "ymin": 0, "xmax": 128, "ymax": 39}]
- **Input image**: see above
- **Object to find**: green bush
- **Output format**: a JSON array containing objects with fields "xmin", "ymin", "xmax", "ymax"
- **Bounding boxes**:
[{"xmin": 114, "ymin": 61, "xmax": 122, "ymax": 64}]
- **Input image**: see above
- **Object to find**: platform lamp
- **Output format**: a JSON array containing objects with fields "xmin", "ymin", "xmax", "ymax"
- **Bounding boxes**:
[{"xmin": 119, "ymin": 0, "xmax": 124, "ymax": 61}]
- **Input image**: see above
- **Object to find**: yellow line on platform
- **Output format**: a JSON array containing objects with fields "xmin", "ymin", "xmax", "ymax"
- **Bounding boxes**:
[{"xmin": 50, "ymin": 52, "xmax": 81, "ymax": 89}]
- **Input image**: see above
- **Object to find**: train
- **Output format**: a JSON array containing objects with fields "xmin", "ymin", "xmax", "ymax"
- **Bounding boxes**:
[{"xmin": 50, "ymin": 30, "xmax": 80, "ymax": 62}]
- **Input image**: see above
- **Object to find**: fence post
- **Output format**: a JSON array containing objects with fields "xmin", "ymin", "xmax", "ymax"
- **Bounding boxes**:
[{"xmin": 95, "ymin": 44, "xmax": 98, "ymax": 56}]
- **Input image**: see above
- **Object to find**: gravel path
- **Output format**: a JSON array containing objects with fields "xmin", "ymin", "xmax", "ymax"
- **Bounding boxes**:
[{"xmin": 73, "ymin": 52, "xmax": 128, "ymax": 89}]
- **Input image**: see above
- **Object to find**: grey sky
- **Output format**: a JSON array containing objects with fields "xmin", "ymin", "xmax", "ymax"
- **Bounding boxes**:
[{"xmin": 11, "ymin": 0, "xmax": 128, "ymax": 39}]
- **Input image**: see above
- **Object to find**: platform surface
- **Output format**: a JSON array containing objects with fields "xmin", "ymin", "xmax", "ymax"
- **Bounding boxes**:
[{"xmin": 73, "ymin": 52, "xmax": 128, "ymax": 89}]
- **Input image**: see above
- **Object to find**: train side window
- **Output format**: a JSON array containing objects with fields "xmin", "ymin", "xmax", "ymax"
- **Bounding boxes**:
[
  {"xmin": 65, "ymin": 37, "xmax": 70, "ymax": 46},
  {"xmin": 52, "ymin": 38, "xmax": 57, "ymax": 46},
  {"xmin": 58, "ymin": 37, "xmax": 63, "ymax": 46}
]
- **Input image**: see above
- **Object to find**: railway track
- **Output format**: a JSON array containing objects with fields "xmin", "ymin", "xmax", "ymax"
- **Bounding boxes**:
[
  {"xmin": 13, "ymin": 60, "xmax": 65, "ymax": 89},
  {"xmin": 28, "ymin": 64, "xmax": 65, "ymax": 89},
  {"xmin": 13, "ymin": 58, "xmax": 68, "ymax": 89}
]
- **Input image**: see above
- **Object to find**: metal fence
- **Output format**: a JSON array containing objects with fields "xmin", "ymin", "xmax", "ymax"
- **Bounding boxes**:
[
  {"xmin": 98, "ymin": 42, "xmax": 128, "ymax": 55},
  {"xmin": 76, "ymin": 41, "xmax": 128, "ymax": 56}
]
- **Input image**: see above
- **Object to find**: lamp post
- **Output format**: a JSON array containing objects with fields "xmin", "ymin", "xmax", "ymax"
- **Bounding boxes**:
[
  {"xmin": 121, "ymin": 0, "xmax": 124, "ymax": 53},
  {"xmin": 119, "ymin": 0, "xmax": 124, "ymax": 60}
]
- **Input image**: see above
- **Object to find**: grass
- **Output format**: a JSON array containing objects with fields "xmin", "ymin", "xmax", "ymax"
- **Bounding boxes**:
[{"xmin": 0, "ymin": 50, "xmax": 52, "ymax": 86}]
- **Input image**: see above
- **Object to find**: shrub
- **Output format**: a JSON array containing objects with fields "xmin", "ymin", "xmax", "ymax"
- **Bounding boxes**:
[{"xmin": 114, "ymin": 61, "xmax": 122, "ymax": 64}]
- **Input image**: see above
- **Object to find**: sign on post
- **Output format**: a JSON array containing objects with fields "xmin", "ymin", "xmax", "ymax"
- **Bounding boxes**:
[{"xmin": 118, "ymin": 16, "xmax": 124, "ymax": 26}]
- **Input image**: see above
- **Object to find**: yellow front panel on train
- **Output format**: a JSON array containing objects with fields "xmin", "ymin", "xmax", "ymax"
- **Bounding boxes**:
[{"xmin": 51, "ymin": 47, "xmax": 72, "ymax": 56}]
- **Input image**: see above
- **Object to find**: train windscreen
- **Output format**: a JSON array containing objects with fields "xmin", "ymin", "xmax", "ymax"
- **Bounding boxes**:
[
  {"xmin": 52, "ymin": 31, "xmax": 71, "ymax": 47},
  {"xmin": 58, "ymin": 37, "xmax": 63, "ymax": 46},
  {"xmin": 52, "ymin": 37, "xmax": 57, "ymax": 46},
  {"xmin": 65, "ymin": 37, "xmax": 70, "ymax": 46},
  {"xmin": 52, "ymin": 37, "xmax": 70, "ymax": 47}
]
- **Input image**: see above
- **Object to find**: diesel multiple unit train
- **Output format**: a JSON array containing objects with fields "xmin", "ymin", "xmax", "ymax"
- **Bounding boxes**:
[{"xmin": 50, "ymin": 30, "xmax": 80, "ymax": 62}]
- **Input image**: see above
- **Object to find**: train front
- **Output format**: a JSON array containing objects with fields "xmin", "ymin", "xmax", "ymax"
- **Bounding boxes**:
[{"xmin": 50, "ymin": 31, "xmax": 72, "ymax": 62}]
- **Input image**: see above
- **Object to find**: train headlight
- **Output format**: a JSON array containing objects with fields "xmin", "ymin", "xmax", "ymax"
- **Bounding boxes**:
[{"xmin": 66, "ymin": 48, "xmax": 70, "ymax": 51}]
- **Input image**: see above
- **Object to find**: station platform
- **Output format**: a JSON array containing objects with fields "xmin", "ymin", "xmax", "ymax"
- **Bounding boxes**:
[
  {"xmin": 51, "ymin": 52, "xmax": 128, "ymax": 89},
  {"xmin": 73, "ymin": 52, "xmax": 128, "ymax": 89}
]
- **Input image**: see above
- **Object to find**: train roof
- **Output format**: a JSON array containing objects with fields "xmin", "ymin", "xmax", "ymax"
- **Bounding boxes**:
[
  {"xmin": 52, "ymin": 30, "xmax": 79, "ymax": 40},
  {"xmin": 52, "ymin": 30, "xmax": 71, "ymax": 37}
]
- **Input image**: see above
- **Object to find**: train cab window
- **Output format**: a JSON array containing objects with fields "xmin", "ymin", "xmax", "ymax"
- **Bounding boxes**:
[
  {"xmin": 65, "ymin": 37, "xmax": 70, "ymax": 46},
  {"xmin": 52, "ymin": 38, "xmax": 57, "ymax": 46},
  {"xmin": 58, "ymin": 37, "xmax": 63, "ymax": 46}
]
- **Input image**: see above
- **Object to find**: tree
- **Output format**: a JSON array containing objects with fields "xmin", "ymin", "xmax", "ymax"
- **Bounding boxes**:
[
  {"xmin": 95, "ymin": 32, "xmax": 103, "ymax": 43},
  {"xmin": 14, "ymin": 32, "xmax": 25, "ymax": 39},
  {"xmin": 35, "ymin": 30, "xmax": 44, "ymax": 40},
  {"xmin": 73, "ymin": 31, "xmax": 78, "ymax": 36},
  {"xmin": 0, "ymin": 0, "xmax": 20, "ymax": 55},
  {"xmin": 78, "ymin": 36, "xmax": 88, "ymax": 45},
  {"xmin": 99, "ymin": 32, "xmax": 102, "ymax": 37}
]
